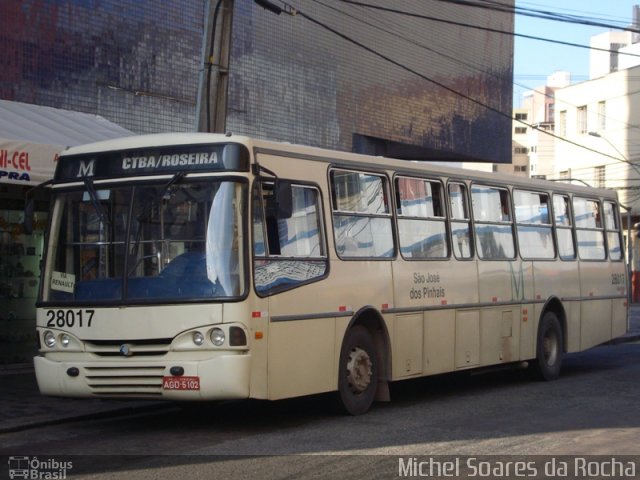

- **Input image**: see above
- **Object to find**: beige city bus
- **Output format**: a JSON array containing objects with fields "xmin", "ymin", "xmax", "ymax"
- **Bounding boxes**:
[{"xmin": 34, "ymin": 133, "xmax": 628, "ymax": 414}]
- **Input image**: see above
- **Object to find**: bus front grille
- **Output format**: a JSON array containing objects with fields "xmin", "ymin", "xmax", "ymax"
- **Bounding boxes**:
[
  {"xmin": 84, "ymin": 365, "xmax": 165, "ymax": 396},
  {"xmin": 85, "ymin": 339, "xmax": 172, "ymax": 358}
]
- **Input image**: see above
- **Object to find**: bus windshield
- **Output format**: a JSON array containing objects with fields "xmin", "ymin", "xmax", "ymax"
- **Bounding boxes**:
[{"xmin": 42, "ymin": 179, "xmax": 245, "ymax": 304}]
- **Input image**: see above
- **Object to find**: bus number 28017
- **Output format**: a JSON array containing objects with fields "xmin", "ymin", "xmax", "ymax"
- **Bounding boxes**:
[{"xmin": 45, "ymin": 309, "xmax": 95, "ymax": 328}]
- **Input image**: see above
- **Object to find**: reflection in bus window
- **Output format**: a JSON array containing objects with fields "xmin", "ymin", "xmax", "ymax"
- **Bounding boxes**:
[
  {"xmin": 396, "ymin": 177, "xmax": 448, "ymax": 259},
  {"xmin": 471, "ymin": 186, "xmax": 515, "ymax": 259},
  {"xmin": 514, "ymin": 190, "xmax": 554, "ymax": 259},
  {"xmin": 604, "ymin": 201, "xmax": 622, "ymax": 261},
  {"xmin": 449, "ymin": 182, "xmax": 473, "ymax": 259},
  {"xmin": 573, "ymin": 197, "xmax": 605, "ymax": 260},
  {"xmin": 253, "ymin": 182, "xmax": 327, "ymax": 295},
  {"xmin": 331, "ymin": 170, "xmax": 394, "ymax": 258},
  {"xmin": 553, "ymin": 194, "xmax": 576, "ymax": 260}
]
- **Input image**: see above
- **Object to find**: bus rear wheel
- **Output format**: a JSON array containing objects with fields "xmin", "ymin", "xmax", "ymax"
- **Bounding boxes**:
[
  {"xmin": 338, "ymin": 325, "xmax": 378, "ymax": 415},
  {"xmin": 533, "ymin": 311, "xmax": 563, "ymax": 381}
]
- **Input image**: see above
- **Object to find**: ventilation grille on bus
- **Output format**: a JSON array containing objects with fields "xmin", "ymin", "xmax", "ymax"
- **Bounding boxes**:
[
  {"xmin": 84, "ymin": 365, "xmax": 165, "ymax": 397},
  {"xmin": 85, "ymin": 339, "xmax": 172, "ymax": 357}
]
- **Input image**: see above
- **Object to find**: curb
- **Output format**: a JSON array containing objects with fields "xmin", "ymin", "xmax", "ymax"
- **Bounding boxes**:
[{"xmin": 0, "ymin": 401, "xmax": 174, "ymax": 434}]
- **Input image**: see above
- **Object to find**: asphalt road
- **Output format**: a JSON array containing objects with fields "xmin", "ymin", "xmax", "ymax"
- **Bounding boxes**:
[{"xmin": 2, "ymin": 341, "xmax": 640, "ymax": 479}]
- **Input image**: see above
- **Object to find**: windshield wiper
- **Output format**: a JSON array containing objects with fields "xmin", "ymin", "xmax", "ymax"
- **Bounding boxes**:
[{"xmin": 83, "ymin": 176, "xmax": 111, "ymax": 226}]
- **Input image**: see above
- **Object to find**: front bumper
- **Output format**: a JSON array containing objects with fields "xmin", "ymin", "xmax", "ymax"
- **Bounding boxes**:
[{"xmin": 34, "ymin": 352, "xmax": 251, "ymax": 401}]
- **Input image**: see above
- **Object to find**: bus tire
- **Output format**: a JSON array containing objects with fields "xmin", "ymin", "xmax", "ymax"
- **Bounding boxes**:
[
  {"xmin": 337, "ymin": 325, "xmax": 378, "ymax": 415},
  {"xmin": 533, "ymin": 311, "xmax": 563, "ymax": 381}
]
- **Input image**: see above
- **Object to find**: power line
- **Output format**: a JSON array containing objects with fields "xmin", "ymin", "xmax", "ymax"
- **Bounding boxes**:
[
  {"xmin": 256, "ymin": 0, "xmax": 640, "ymax": 174},
  {"xmin": 276, "ymin": 1, "xmax": 635, "ymax": 166},
  {"xmin": 312, "ymin": 0, "xmax": 640, "ymax": 141},
  {"xmin": 435, "ymin": 0, "xmax": 637, "ymax": 31},
  {"xmin": 515, "ymin": 1, "xmax": 634, "ymax": 26},
  {"xmin": 335, "ymin": 0, "xmax": 640, "ymax": 59}
]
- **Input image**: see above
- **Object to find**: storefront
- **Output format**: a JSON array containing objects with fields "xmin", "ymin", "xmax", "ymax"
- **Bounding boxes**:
[{"xmin": 0, "ymin": 100, "xmax": 132, "ymax": 363}]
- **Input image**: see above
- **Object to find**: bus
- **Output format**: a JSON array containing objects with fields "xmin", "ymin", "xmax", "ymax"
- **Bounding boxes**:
[{"xmin": 33, "ymin": 133, "xmax": 628, "ymax": 415}]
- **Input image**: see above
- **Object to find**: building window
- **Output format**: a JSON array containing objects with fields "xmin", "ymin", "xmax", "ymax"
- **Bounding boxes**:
[
  {"xmin": 577, "ymin": 106, "xmax": 587, "ymax": 134},
  {"xmin": 611, "ymin": 43, "xmax": 625, "ymax": 72},
  {"xmin": 547, "ymin": 102, "xmax": 555, "ymax": 123},
  {"xmin": 514, "ymin": 165, "xmax": 528, "ymax": 173},
  {"xmin": 594, "ymin": 165, "xmax": 606, "ymax": 188},
  {"xmin": 515, "ymin": 113, "xmax": 528, "ymax": 121},
  {"xmin": 515, "ymin": 127, "xmax": 527, "ymax": 134},
  {"xmin": 514, "ymin": 147, "xmax": 529, "ymax": 154},
  {"xmin": 598, "ymin": 101, "xmax": 606, "ymax": 131},
  {"xmin": 559, "ymin": 110, "xmax": 567, "ymax": 137}
]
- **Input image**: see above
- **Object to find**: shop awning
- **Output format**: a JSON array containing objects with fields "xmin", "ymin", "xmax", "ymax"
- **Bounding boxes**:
[{"xmin": 0, "ymin": 100, "xmax": 133, "ymax": 185}]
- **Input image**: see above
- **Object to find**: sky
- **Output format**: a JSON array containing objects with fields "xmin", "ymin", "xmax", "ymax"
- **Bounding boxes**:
[{"xmin": 513, "ymin": 0, "xmax": 640, "ymax": 106}]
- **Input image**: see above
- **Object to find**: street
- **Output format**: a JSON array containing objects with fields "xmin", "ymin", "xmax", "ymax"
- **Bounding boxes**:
[{"xmin": 2, "ymin": 341, "xmax": 640, "ymax": 479}]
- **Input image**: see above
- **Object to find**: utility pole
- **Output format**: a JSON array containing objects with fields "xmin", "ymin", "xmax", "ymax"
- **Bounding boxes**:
[{"xmin": 196, "ymin": 0, "xmax": 234, "ymax": 133}]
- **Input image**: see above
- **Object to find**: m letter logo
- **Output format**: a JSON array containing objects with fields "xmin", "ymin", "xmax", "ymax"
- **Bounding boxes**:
[{"xmin": 77, "ymin": 160, "xmax": 96, "ymax": 177}]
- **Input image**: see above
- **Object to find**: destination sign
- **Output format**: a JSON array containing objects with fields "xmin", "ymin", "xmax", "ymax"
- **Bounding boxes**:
[{"xmin": 54, "ymin": 143, "xmax": 250, "ymax": 181}]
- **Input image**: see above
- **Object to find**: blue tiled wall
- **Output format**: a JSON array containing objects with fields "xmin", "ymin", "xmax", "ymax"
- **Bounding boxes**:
[
  {"xmin": 227, "ymin": 0, "xmax": 514, "ymax": 163},
  {"xmin": 0, "ymin": 0, "xmax": 513, "ymax": 162},
  {"xmin": 1, "ymin": 0, "xmax": 203, "ymax": 134}
]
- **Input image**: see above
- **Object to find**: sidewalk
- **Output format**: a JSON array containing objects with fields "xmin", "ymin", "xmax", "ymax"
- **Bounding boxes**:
[{"xmin": 2, "ymin": 306, "xmax": 640, "ymax": 434}]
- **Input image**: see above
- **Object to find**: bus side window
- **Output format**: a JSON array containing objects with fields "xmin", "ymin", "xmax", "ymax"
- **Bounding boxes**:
[
  {"xmin": 448, "ymin": 182, "xmax": 473, "ymax": 259},
  {"xmin": 253, "ymin": 182, "xmax": 282, "ymax": 255},
  {"xmin": 514, "ymin": 190, "xmax": 554, "ymax": 260},
  {"xmin": 395, "ymin": 176, "xmax": 448, "ymax": 259},
  {"xmin": 604, "ymin": 201, "xmax": 622, "ymax": 261},
  {"xmin": 573, "ymin": 197, "xmax": 606, "ymax": 260},
  {"xmin": 553, "ymin": 194, "xmax": 576, "ymax": 260},
  {"xmin": 253, "ymin": 181, "xmax": 327, "ymax": 295},
  {"xmin": 471, "ymin": 185, "xmax": 515, "ymax": 260},
  {"xmin": 330, "ymin": 169, "xmax": 394, "ymax": 259}
]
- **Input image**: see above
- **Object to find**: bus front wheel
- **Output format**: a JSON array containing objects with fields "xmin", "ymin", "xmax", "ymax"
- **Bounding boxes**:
[
  {"xmin": 338, "ymin": 325, "xmax": 378, "ymax": 415},
  {"xmin": 533, "ymin": 311, "xmax": 563, "ymax": 381}
]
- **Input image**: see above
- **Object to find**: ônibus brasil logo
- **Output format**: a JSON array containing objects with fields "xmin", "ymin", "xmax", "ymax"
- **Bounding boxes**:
[{"xmin": 8, "ymin": 456, "xmax": 73, "ymax": 479}]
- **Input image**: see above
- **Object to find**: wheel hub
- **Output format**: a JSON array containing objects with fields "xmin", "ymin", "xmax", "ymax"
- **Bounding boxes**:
[{"xmin": 346, "ymin": 346, "xmax": 372, "ymax": 393}]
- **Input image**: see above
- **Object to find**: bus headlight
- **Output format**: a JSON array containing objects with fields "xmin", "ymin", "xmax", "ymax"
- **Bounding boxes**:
[
  {"xmin": 192, "ymin": 331, "xmax": 205, "ymax": 346},
  {"xmin": 210, "ymin": 328, "xmax": 225, "ymax": 346},
  {"xmin": 60, "ymin": 334, "xmax": 71, "ymax": 348},
  {"xmin": 44, "ymin": 331, "xmax": 57, "ymax": 348}
]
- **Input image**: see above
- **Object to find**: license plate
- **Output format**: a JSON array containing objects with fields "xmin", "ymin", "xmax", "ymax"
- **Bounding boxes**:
[{"xmin": 162, "ymin": 376, "xmax": 200, "ymax": 391}]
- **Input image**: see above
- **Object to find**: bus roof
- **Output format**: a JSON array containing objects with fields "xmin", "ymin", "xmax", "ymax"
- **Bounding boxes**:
[{"xmin": 59, "ymin": 132, "xmax": 618, "ymax": 200}]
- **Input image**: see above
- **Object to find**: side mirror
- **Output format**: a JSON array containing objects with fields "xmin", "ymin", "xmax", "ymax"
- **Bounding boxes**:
[{"xmin": 275, "ymin": 180, "xmax": 293, "ymax": 219}]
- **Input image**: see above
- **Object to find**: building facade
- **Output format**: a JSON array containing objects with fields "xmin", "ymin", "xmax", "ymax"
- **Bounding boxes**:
[
  {"xmin": 494, "ymin": 108, "xmax": 530, "ymax": 177},
  {"xmin": 220, "ymin": 0, "xmax": 514, "ymax": 162},
  {"xmin": 554, "ymin": 65, "xmax": 640, "ymax": 217}
]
